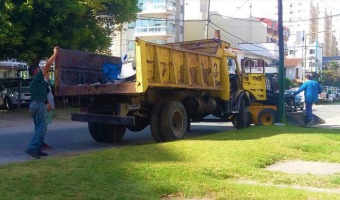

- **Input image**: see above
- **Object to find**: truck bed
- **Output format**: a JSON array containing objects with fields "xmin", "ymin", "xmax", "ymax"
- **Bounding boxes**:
[
  {"xmin": 54, "ymin": 48, "xmax": 138, "ymax": 96},
  {"xmin": 54, "ymin": 38, "xmax": 230, "ymax": 97}
]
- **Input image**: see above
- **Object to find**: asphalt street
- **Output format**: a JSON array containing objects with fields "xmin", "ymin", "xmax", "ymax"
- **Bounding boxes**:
[
  {"xmin": 0, "ymin": 113, "xmax": 234, "ymax": 164},
  {"xmin": 0, "ymin": 103, "xmax": 339, "ymax": 165}
]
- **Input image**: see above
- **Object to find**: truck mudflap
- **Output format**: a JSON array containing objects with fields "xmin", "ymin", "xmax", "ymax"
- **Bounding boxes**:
[{"xmin": 71, "ymin": 113, "xmax": 135, "ymax": 125}]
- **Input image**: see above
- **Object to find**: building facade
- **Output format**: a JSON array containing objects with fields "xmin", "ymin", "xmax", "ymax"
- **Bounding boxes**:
[
  {"xmin": 0, "ymin": 61, "xmax": 28, "ymax": 78},
  {"xmin": 279, "ymin": 0, "xmax": 336, "ymax": 74},
  {"xmin": 111, "ymin": 0, "xmax": 184, "ymax": 60},
  {"xmin": 284, "ymin": 58, "xmax": 303, "ymax": 81}
]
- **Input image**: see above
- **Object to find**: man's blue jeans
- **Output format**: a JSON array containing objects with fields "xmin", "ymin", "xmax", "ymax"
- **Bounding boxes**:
[
  {"xmin": 28, "ymin": 102, "xmax": 47, "ymax": 152},
  {"xmin": 305, "ymin": 102, "xmax": 314, "ymax": 122}
]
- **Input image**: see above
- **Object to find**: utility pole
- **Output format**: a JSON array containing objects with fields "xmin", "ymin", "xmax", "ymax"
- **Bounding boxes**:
[
  {"xmin": 315, "ymin": 40, "xmax": 318, "ymax": 73},
  {"xmin": 205, "ymin": 0, "xmax": 211, "ymax": 39},
  {"xmin": 249, "ymin": 3, "xmax": 252, "ymax": 43},
  {"xmin": 277, "ymin": 0, "xmax": 285, "ymax": 123}
]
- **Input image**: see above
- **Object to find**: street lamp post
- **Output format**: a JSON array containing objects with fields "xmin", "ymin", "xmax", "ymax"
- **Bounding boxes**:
[{"xmin": 303, "ymin": 33, "xmax": 310, "ymax": 82}]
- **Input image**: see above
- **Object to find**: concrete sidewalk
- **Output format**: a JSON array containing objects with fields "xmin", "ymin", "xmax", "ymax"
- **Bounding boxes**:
[{"xmin": 286, "ymin": 104, "xmax": 340, "ymax": 129}]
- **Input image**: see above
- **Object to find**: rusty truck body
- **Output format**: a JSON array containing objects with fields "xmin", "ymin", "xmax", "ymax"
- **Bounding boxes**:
[{"xmin": 54, "ymin": 38, "xmax": 276, "ymax": 143}]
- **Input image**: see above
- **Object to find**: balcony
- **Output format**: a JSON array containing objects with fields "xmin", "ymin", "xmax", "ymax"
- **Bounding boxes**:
[
  {"xmin": 134, "ymin": 26, "xmax": 175, "ymax": 39},
  {"xmin": 138, "ymin": 3, "xmax": 176, "ymax": 18}
]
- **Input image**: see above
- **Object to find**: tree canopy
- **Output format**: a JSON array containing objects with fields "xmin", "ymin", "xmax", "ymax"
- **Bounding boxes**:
[
  {"xmin": 0, "ymin": 0, "xmax": 139, "ymax": 66},
  {"xmin": 320, "ymin": 60, "xmax": 340, "ymax": 87}
]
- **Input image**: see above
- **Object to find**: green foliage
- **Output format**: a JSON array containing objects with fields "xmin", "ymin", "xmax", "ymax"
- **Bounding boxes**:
[
  {"xmin": 0, "ymin": 0, "xmax": 139, "ymax": 65},
  {"xmin": 284, "ymin": 77, "xmax": 294, "ymax": 89},
  {"xmin": 320, "ymin": 61, "xmax": 340, "ymax": 87}
]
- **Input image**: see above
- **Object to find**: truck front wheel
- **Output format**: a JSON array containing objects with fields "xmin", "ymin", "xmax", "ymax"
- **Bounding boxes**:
[
  {"xmin": 234, "ymin": 99, "xmax": 251, "ymax": 129},
  {"xmin": 88, "ymin": 122, "xmax": 104, "ymax": 142},
  {"xmin": 160, "ymin": 100, "xmax": 188, "ymax": 141},
  {"xmin": 88, "ymin": 123, "xmax": 126, "ymax": 143}
]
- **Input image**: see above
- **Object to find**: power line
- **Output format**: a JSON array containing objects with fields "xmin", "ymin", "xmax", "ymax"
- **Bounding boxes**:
[
  {"xmin": 137, "ymin": 12, "xmax": 340, "ymax": 25},
  {"xmin": 209, "ymin": 21, "xmax": 280, "ymax": 53}
]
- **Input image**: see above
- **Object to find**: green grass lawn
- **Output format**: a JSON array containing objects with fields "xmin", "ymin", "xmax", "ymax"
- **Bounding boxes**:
[{"xmin": 0, "ymin": 125, "xmax": 339, "ymax": 199}]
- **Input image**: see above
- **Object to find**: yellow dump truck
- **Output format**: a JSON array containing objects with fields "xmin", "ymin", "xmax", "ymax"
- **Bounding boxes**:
[{"xmin": 54, "ymin": 38, "xmax": 277, "ymax": 143}]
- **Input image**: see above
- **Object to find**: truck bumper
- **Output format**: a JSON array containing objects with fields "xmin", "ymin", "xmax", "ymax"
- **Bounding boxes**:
[{"xmin": 71, "ymin": 113, "xmax": 135, "ymax": 125}]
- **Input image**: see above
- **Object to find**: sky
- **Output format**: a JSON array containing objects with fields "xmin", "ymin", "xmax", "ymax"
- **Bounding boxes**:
[
  {"xmin": 186, "ymin": 0, "xmax": 340, "ymax": 39},
  {"xmin": 208, "ymin": 0, "xmax": 340, "ymax": 18}
]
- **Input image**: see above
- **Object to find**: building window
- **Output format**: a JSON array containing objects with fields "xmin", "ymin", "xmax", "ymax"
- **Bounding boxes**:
[
  {"xmin": 128, "ymin": 40, "xmax": 135, "ymax": 50},
  {"xmin": 181, "ymin": 5, "xmax": 184, "ymax": 13},
  {"xmin": 128, "ymin": 22, "xmax": 136, "ymax": 28},
  {"xmin": 289, "ymin": 50, "xmax": 295, "ymax": 55},
  {"xmin": 2, "ymin": 70, "xmax": 8, "ymax": 78},
  {"xmin": 309, "ymin": 49, "xmax": 315, "ymax": 54},
  {"xmin": 295, "ymin": 68, "xmax": 299, "ymax": 78},
  {"xmin": 180, "ymin": 26, "xmax": 184, "ymax": 34}
]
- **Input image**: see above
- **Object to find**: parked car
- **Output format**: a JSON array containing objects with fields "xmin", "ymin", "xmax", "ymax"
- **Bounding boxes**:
[
  {"xmin": 284, "ymin": 90, "xmax": 304, "ymax": 112},
  {"xmin": 0, "ymin": 78, "xmax": 31, "ymax": 109},
  {"xmin": 318, "ymin": 90, "xmax": 327, "ymax": 101}
]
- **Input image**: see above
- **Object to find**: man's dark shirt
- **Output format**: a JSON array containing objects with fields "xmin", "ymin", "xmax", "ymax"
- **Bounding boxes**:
[{"xmin": 30, "ymin": 70, "xmax": 49, "ymax": 103}]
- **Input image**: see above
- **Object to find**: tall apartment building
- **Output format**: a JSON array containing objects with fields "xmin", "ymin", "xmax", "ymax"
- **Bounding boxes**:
[
  {"xmin": 278, "ymin": 0, "xmax": 335, "ymax": 73},
  {"xmin": 110, "ymin": 0, "xmax": 184, "ymax": 60}
]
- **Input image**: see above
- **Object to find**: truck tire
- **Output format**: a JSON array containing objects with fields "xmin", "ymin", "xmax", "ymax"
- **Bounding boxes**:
[
  {"xmin": 257, "ymin": 108, "xmax": 276, "ymax": 126},
  {"xmin": 88, "ymin": 123, "xmax": 126, "ymax": 143},
  {"xmin": 88, "ymin": 122, "xmax": 105, "ymax": 142},
  {"xmin": 160, "ymin": 100, "xmax": 188, "ymax": 141},
  {"xmin": 232, "ymin": 111, "xmax": 251, "ymax": 128},
  {"xmin": 101, "ymin": 124, "xmax": 126, "ymax": 143},
  {"xmin": 150, "ymin": 102, "xmax": 165, "ymax": 142},
  {"xmin": 235, "ymin": 99, "xmax": 250, "ymax": 129},
  {"xmin": 187, "ymin": 116, "xmax": 191, "ymax": 132},
  {"xmin": 127, "ymin": 112, "xmax": 148, "ymax": 132}
]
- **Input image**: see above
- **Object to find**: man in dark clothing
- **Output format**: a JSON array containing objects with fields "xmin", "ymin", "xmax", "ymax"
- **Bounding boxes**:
[
  {"xmin": 293, "ymin": 74, "xmax": 322, "ymax": 127},
  {"xmin": 25, "ymin": 47, "xmax": 59, "ymax": 159}
]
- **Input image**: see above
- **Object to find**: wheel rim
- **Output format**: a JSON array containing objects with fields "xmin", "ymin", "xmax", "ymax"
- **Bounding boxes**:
[
  {"xmin": 160, "ymin": 100, "xmax": 187, "ymax": 141},
  {"xmin": 260, "ymin": 112, "xmax": 274, "ymax": 126},
  {"xmin": 171, "ymin": 110, "xmax": 184, "ymax": 136}
]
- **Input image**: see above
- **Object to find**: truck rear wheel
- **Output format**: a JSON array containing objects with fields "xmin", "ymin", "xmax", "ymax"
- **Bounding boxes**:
[
  {"xmin": 257, "ymin": 108, "xmax": 276, "ymax": 126},
  {"xmin": 150, "ymin": 102, "xmax": 165, "ymax": 142},
  {"xmin": 88, "ymin": 123, "xmax": 126, "ymax": 143},
  {"xmin": 234, "ymin": 99, "xmax": 250, "ymax": 129},
  {"xmin": 160, "ymin": 100, "xmax": 187, "ymax": 141}
]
